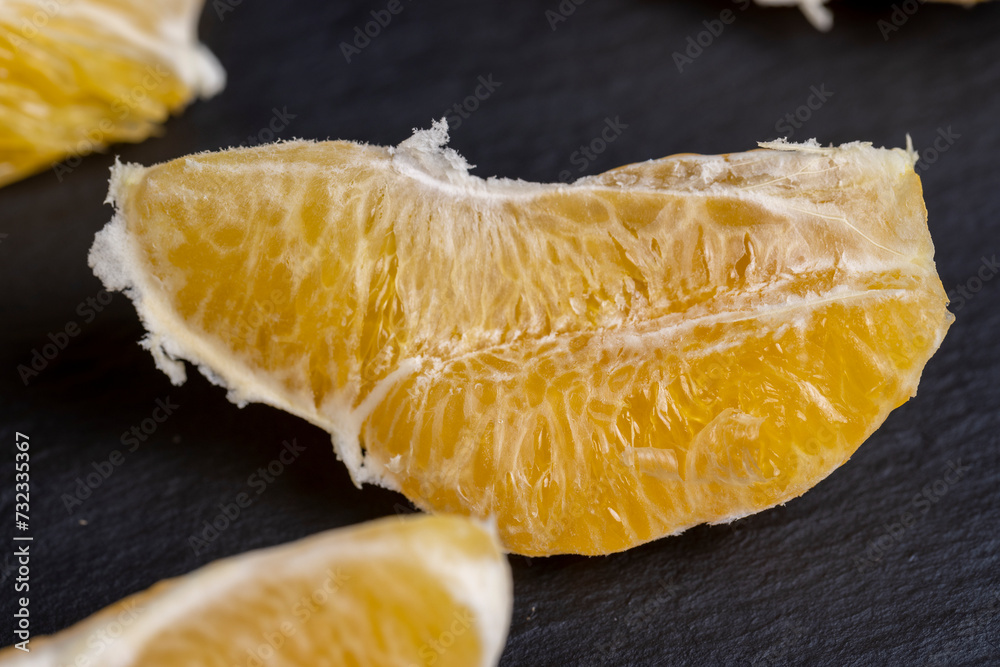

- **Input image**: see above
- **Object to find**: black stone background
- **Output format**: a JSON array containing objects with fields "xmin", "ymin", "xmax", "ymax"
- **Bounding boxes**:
[{"xmin": 1, "ymin": 1, "xmax": 999, "ymax": 665}]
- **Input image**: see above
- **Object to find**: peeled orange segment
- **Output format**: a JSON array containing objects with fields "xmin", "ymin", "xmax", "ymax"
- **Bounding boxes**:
[
  {"xmin": 0, "ymin": 0, "xmax": 224, "ymax": 187},
  {"xmin": 89, "ymin": 123, "xmax": 952, "ymax": 556},
  {"xmin": 0, "ymin": 515, "xmax": 511, "ymax": 666}
]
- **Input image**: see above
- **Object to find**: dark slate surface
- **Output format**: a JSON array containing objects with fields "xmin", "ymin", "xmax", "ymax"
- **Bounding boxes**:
[{"xmin": 1, "ymin": 1, "xmax": 999, "ymax": 664}]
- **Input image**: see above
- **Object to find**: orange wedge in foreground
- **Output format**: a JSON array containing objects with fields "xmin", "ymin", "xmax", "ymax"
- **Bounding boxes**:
[
  {"xmin": 90, "ymin": 123, "xmax": 952, "ymax": 556},
  {"xmin": 0, "ymin": 0, "xmax": 224, "ymax": 187},
  {"xmin": 0, "ymin": 515, "xmax": 511, "ymax": 666}
]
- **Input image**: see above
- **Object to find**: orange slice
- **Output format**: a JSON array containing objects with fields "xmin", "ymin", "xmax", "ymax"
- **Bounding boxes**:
[
  {"xmin": 89, "ymin": 123, "xmax": 952, "ymax": 556},
  {"xmin": 0, "ymin": 0, "xmax": 224, "ymax": 187},
  {"xmin": 0, "ymin": 515, "xmax": 511, "ymax": 666}
]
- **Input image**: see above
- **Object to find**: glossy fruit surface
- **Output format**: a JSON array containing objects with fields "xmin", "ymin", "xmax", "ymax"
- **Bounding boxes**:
[{"xmin": 90, "ymin": 125, "xmax": 952, "ymax": 555}]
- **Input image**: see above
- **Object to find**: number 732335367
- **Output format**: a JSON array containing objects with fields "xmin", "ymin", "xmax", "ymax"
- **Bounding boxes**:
[{"xmin": 15, "ymin": 433, "xmax": 29, "ymax": 532}]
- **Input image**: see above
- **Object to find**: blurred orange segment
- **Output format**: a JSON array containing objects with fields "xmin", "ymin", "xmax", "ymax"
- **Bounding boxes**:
[{"xmin": 0, "ymin": 0, "xmax": 223, "ymax": 187}]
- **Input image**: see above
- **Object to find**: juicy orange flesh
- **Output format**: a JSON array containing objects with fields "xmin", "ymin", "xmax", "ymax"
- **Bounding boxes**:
[
  {"xmin": 0, "ymin": 1, "xmax": 197, "ymax": 186},
  {"xmin": 0, "ymin": 515, "xmax": 501, "ymax": 665},
  {"xmin": 118, "ymin": 141, "xmax": 951, "ymax": 555},
  {"xmin": 133, "ymin": 559, "xmax": 481, "ymax": 666}
]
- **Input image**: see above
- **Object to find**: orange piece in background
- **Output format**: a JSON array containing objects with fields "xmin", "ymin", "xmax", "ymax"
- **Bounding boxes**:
[{"xmin": 0, "ymin": 0, "xmax": 224, "ymax": 187}]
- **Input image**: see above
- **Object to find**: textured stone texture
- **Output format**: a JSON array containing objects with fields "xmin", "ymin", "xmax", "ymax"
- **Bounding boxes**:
[{"xmin": 1, "ymin": 0, "xmax": 998, "ymax": 664}]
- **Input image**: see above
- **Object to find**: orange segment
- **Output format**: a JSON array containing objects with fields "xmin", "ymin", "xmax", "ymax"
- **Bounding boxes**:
[
  {"xmin": 0, "ymin": 515, "xmax": 511, "ymax": 666},
  {"xmin": 0, "ymin": 0, "xmax": 224, "ymax": 187},
  {"xmin": 90, "ymin": 124, "xmax": 952, "ymax": 555}
]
